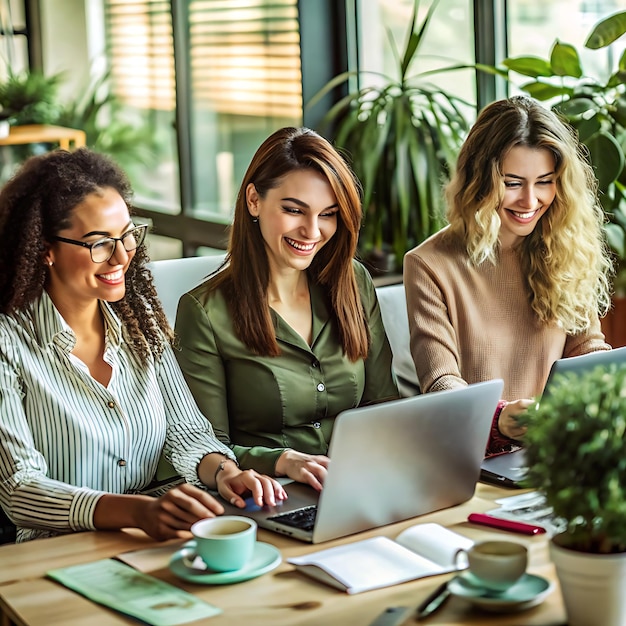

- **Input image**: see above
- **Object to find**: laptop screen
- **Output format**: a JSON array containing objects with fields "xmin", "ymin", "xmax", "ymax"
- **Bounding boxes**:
[
  {"xmin": 542, "ymin": 346, "xmax": 626, "ymax": 398},
  {"xmin": 480, "ymin": 347, "xmax": 626, "ymax": 488}
]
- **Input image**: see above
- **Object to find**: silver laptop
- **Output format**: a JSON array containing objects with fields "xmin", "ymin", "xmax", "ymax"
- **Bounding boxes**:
[
  {"xmin": 480, "ymin": 448, "xmax": 527, "ymax": 488},
  {"xmin": 480, "ymin": 347, "xmax": 626, "ymax": 487},
  {"xmin": 222, "ymin": 379, "xmax": 503, "ymax": 543},
  {"xmin": 543, "ymin": 346, "xmax": 626, "ymax": 397}
]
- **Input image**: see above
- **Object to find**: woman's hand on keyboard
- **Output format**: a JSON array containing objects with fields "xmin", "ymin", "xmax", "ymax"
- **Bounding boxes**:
[
  {"xmin": 217, "ymin": 468, "xmax": 287, "ymax": 509},
  {"xmin": 275, "ymin": 450, "xmax": 330, "ymax": 491}
]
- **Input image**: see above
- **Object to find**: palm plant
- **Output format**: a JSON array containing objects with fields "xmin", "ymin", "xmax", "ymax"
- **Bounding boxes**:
[{"xmin": 309, "ymin": 0, "xmax": 473, "ymax": 272}]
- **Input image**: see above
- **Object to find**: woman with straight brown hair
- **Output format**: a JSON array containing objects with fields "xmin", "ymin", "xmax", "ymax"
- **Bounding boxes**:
[{"xmin": 175, "ymin": 127, "xmax": 399, "ymax": 490}]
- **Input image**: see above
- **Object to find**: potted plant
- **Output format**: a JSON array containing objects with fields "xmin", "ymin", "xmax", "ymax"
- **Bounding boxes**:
[
  {"xmin": 308, "ymin": 0, "xmax": 473, "ymax": 274},
  {"xmin": 0, "ymin": 108, "xmax": 14, "ymax": 138},
  {"xmin": 519, "ymin": 363, "xmax": 626, "ymax": 626},
  {"xmin": 0, "ymin": 66, "xmax": 157, "ymax": 185},
  {"xmin": 493, "ymin": 11, "xmax": 626, "ymax": 344},
  {"xmin": 0, "ymin": 68, "xmax": 63, "ymax": 126}
]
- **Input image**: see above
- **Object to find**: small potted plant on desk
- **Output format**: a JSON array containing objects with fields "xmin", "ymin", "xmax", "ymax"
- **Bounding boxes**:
[{"xmin": 519, "ymin": 363, "xmax": 626, "ymax": 626}]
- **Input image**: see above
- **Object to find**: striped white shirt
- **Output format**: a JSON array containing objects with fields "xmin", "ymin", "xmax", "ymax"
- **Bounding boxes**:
[{"xmin": 0, "ymin": 292, "xmax": 234, "ymax": 542}]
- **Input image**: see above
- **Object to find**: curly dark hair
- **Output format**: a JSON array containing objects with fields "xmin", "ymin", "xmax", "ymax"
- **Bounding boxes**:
[{"xmin": 0, "ymin": 148, "xmax": 172, "ymax": 364}]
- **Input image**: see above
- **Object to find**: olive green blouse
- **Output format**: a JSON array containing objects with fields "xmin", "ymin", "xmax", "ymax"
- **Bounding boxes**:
[{"xmin": 174, "ymin": 261, "xmax": 399, "ymax": 475}]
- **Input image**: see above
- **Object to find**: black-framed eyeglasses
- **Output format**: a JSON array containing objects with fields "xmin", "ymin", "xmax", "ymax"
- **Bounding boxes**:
[{"xmin": 52, "ymin": 224, "xmax": 148, "ymax": 263}]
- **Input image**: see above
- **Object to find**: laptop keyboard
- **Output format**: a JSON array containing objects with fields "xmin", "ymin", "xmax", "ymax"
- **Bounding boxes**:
[{"xmin": 267, "ymin": 505, "xmax": 318, "ymax": 531}]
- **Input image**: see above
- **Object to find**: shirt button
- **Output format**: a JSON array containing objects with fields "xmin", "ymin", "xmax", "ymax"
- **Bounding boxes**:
[
  {"xmin": 317, "ymin": 383, "xmax": 325, "ymax": 392},
  {"xmin": 312, "ymin": 422, "xmax": 321, "ymax": 429},
  {"xmin": 107, "ymin": 401, "xmax": 116, "ymax": 409},
  {"xmin": 118, "ymin": 459, "xmax": 127, "ymax": 467},
  {"xmin": 312, "ymin": 360, "xmax": 319, "ymax": 368}
]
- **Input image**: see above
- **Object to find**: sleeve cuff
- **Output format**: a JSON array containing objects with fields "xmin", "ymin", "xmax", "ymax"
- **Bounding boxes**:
[{"xmin": 485, "ymin": 400, "xmax": 518, "ymax": 457}]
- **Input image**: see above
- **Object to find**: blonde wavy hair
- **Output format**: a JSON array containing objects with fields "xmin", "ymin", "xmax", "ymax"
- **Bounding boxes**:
[{"xmin": 445, "ymin": 96, "xmax": 612, "ymax": 333}]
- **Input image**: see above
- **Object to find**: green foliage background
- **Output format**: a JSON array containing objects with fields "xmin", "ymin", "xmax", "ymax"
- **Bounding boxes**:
[
  {"xmin": 0, "ymin": 68, "xmax": 156, "ymax": 176},
  {"xmin": 309, "ymin": 0, "xmax": 473, "ymax": 272}
]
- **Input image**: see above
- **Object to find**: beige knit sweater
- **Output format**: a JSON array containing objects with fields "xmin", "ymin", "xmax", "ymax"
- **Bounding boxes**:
[{"xmin": 404, "ymin": 228, "xmax": 610, "ymax": 402}]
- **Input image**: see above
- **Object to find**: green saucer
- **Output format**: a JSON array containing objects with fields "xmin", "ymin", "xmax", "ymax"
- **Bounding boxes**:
[
  {"xmin": 169, "ymin": 540, "xmax": 282, "ymax": 585},
  {"xmin": 448, "ymin": 572, "xmax": 554, "ymax": 613}
]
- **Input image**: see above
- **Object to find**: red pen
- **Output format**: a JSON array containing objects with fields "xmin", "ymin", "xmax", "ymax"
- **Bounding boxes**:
[{"xmin": 468, "ymin": 513, "xmax": 547, "ymax": 535}]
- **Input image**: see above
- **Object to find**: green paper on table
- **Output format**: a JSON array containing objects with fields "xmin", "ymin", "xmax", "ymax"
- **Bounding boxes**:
[{"xmin": 47, "ymin": 558, "xmax": 221, "ymax": 625}]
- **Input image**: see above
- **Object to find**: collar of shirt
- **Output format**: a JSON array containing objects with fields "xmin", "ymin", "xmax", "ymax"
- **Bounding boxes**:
[
  {"xmin": 34, "ymin": 291, "xmax": 123, "ymax": 355},
  {"xmin": 269, "ymin": 279, "xmax": 332, "ymax": 351}
]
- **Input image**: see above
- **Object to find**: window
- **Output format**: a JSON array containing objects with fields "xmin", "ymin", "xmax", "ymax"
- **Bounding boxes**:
[
  {"xmin": 104, "ymin": 0, "xmax": 179, "ymax": 214},
  {"xmin": 187, "ymin": 1, "xmax": 302, "ymax": 220},
  {"xmin": 0, "ymin": 0, "xmax": 28, "ymax": 79},
  {"xmin": 356, "ymin": 0, "xmax": 476, "ymax": 111},
  {"xmin": 507, "ymin": 0, "xmax": 626, "ymax": 91},
  {"xmin": 103, "ymin": 0, "xmax": 303, "ymax": 254}
]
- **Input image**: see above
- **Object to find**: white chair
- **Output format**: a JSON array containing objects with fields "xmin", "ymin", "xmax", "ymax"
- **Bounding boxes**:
[
  {"xmin": 147, "ymin": 254, "xmax": 227, "ymax": 325},
  {"xmin": 147, "ymin": 255, "xmax": 227, "ymax": 481},
  {"xmin": 376, "ymin": 283, "xmax": 420, "ymax": 397}
]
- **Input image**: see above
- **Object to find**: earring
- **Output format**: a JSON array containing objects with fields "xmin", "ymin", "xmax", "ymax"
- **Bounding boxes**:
[
  {"xmin": 47, "ymin": 260, "xmax": 54, "ymax": 267},
  {"xmin": 251, "ymin": 216, "xmax": 259, "ymax": 224}
]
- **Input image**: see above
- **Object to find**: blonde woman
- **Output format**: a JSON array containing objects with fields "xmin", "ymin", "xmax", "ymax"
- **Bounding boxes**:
[{"xmin": 404, "ymin": 95, "xmax": 613, "ymax": 455}]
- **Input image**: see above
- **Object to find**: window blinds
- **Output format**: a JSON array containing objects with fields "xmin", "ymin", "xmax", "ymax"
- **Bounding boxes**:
[{"xmin": 104, "ymin": 0, "xmax": 301, "ymax": 117}]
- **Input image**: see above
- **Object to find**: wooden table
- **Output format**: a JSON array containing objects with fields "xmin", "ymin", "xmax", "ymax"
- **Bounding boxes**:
[
  {"xmin": 0, "ymin": 484, "xmax": 566, "ymax": 626},
  {"xmin": 0, "ymin": 125, "xmax": 86, "ymax": 151}
]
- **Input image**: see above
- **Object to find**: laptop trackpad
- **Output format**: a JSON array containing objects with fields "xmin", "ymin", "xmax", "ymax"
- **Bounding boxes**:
[{"xmin": 221, "ymin": 481, "xmax": 319, "ymax": 517}]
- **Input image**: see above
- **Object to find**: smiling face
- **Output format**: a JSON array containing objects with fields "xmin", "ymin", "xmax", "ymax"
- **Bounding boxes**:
[
  {"xmin": 497, "ymin": 145, "xmax": 557, "ymax": 248},
  {"xmin": 246, "ymin": 169, "xmax": 339, "ymax": 275},
  {"xmin": 45, "ymin": 186, "xmax": 136, "ymax": 311}
]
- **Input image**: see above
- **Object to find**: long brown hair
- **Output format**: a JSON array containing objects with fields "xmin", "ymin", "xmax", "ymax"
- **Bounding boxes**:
[
  {"xmin": 0, "ymin": 148, "xmax": 172, "ymax": 364},
  {"xmin": 211, "ymin": 127, "xmax": 369, "ymax": 360}
]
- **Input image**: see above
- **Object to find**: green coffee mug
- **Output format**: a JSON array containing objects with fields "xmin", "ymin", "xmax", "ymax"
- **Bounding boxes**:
[
  {"xmin": 191, "ymin": 516, "xmax": 257, "ymax": 572},
  {"xmin": 460, "ymin": 540, "xmax": 528, "ymax": 592}
]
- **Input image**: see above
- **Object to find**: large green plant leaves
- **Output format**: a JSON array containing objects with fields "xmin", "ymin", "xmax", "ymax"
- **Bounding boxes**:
[
  {"xmin": 494, "ymin": 10, "xmax": 626, "ymax": 270},
  {"xmin": 502, "ymin": 56, "xmax": 553, "ymax": 78},
  {"xmin": 309, "ymin": 0, "xmax": 472, "ymax": 271},
  {"xmin": 550, "ymin": 41, "xmax": 583, "ymax": 78},
  {"xmin": 585, "ymin": 10, "xmax": 626, "ymax": 49},
  {"xmin": 585, "ymin": 131, "xmax": 624, "ymax": 191}
]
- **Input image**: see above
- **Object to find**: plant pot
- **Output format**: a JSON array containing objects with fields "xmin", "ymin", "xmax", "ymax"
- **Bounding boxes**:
[
  {"xmin": 601, "ymin": 295, "xmax": 626, "ymax": 348},
  {"xmin": 550, "ymin": 535, "xmax": 626, "ymax": 626},
  {"xmin": 362, "ymin": 249, "xmax": 397, "ymax": 277}
]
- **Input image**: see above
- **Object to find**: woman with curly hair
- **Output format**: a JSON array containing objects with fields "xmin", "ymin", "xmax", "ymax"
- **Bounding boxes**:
[
  {"xmin": 404, "ymin": 95, "xmax": 613, "ymax": 456},
  {"xmin": 0, "ymin": 148, "xmax": 285, "ymax": 542},
  {"xmin": 174, "ymin": 127, "xmax": 398, "ymax": 491}
]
